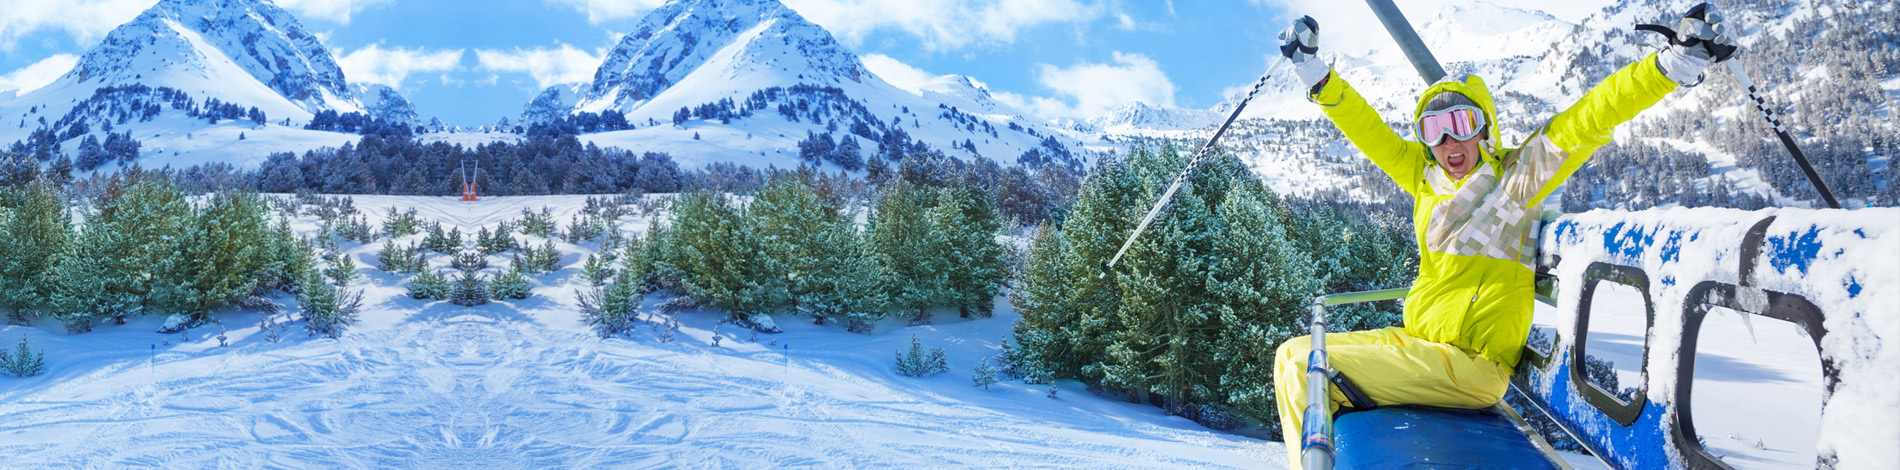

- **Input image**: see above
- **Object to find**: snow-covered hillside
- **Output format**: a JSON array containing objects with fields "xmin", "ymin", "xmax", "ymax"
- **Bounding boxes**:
[
  {"xmin": 0, "ymin": 195, "xmax": 1279, "ymax": 468},
  {"xmin": 0, "ymin": 0, "xmax": 416, "ymax": 171},
  {"xmin": 523, "ymin": 0, "xmax": 1087, "ymax": 171}
]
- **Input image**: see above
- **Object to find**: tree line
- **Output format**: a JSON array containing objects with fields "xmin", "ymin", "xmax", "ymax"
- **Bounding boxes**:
[
  {"xmin": 1010, "ymin": 145, "xmax": 1415, "ymax": 432},
  {"xmin": 0, "ymin": 171, "xmax": 309, "ymax": 334},
  {"xmin": 580, "ymin": 174, "xmax": 1010, "ymax": 337}
]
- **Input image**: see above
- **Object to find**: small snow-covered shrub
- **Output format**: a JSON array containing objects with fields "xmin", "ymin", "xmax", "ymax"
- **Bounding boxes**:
[
  {"xmin": 381, "ymin": 207, "xmax": 420, "ymax": 238},
  {"xmin": 895, "ymin": 335, "xmax": 948, "ymax": 377},
  {"xmin": 377, "ymin": 240, "xmax": 425, "ymax": 274},
  {"xmin": 449, "ymin": 270, "xmax": 489, "ymax": 306},
  {"xmin": 577, "ymin": 253, "xmax": 614, "ymax": 287},
  {"xmin": 514, "ymin": 241, "xmax": 561, "ymax": 274},
  {"xmin": 407, "ymin": 270, "xmax": 451, "ymax": 300},
  {"xmin": 0, "ymin": 336, "xmax": 45, "ymax": 377},
  {"xmin": 451, "ymin": 250, "xmax": 488, "ymax": 272},
  {"xmin": 972, "ymin": 358, "xmax": 998, "ymax": 389},
  {"xmin": 578, "ymin": 272, "xmax": 640, "ymax": 338},
  {"xmin": 324, "ymin": 253, "xmax": 359, "ymax": 287},
  {"xmin": 298, "ymin": 268, "xmax": 361, "ymax": 338},
  {"xmin": 1179, "ymin": 403, "xmax": 1243, "ymax": 431},
  {"xmin": 488, "ymin": 266, "xmax": 532, "ymax": 300},
  {"xmin": 519, "ymin": 207, "xmax": 556, "ymax": 238}
]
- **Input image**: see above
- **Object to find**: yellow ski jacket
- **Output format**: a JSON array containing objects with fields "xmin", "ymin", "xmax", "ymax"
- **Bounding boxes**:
[{"xmin": 1310, "ymin": 53, "xmax": 1679, "ymax": 367}]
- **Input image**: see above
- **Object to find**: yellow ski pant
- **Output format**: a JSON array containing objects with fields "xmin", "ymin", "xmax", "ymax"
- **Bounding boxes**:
[{"xmin": 1273, "ymin": 326, "xmax": 1513, "ymax": 469}]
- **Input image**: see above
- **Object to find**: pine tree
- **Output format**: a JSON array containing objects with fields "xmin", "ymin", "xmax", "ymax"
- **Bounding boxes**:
[
  {"xmin": 669, "ymin": 191, "xmax": 782, "ymax": 319},
  {"xmin": 298, "ymin": 267, "xmax": 360, "ymax": 338},
  {"xmin": 407, "ymin": 269, "xmax": 451, "ymax": 300},
  {"xmin": 155, "ymin": 191, "xmax": 275, "ymax": 322},
  {"xmin": 895, "ymin": 334, "xmax": 949, "ymax": 377},
  {"xmin": 0, "ymin": 182, "xmax": 70, "ymax": 324},
  {"xmin": 449, "ymin": 270, "xmax": 489, "ymax": 306},
  {"xmin": 377, "ymin": 240, "xmax": 424, "ymax": 273},
  {"xmin": 325, "ymin": 253, "xmax": 360, "ymax": 286},
  {"xmin": 924, "ymin": 185, "xmax": 1007, "ymax": 318},
  {"xmin": 46, "ymin": 175, "xmax": 191, "ymax": 328},
  {"xmin": 382, "ymin": 207, "xmax": 419, "ymax": 238},
  {"xmin": 867, "ymin": 181, "xmax": 939, "ymax": 323},
  {"xmin": 580, "ymin": 263, "xmax": 643, "ymax": 338},
  {"xmin": 972, "ymin": 357, "xmax": 998, "ymax": 389},
  {"xmin": 0, "ymin": 336, "xmax": 44, "ymax": 377},
  {"xmin": 576, "ymin": 253, "xmax": 614, "ymax": 287},
  {"xmin": 488, "ymin": 265, "xmax": 532, "ymax": 300},
  {"xmin": 1010, "ymin": 223, "xmax": 1074, "ymax": 383},
  {"xmin": 1209, "ymin": 173, "xmax": 1315, "ymax": 423},
  {"xmin": 451, "ymin": 250, "xmax": 488, "ymax": 271},
  {"xmin": 1053, "ymin": 153, "xmax": 1143, "ymax": 385},
  {"xmin": 423, "ymin": 223, "xmax": 454, "ymax": 253}
]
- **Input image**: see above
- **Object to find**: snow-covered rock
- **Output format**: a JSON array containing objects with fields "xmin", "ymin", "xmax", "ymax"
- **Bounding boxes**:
[{"xmin": 157, "ymin": 313, "xmax": 198, "ymax": 334}]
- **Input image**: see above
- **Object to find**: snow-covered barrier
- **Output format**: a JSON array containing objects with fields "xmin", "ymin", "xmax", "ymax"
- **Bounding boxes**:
[{"xmin": 1516, "ymin": 207, "xmax": 1898, "ymax": 469}]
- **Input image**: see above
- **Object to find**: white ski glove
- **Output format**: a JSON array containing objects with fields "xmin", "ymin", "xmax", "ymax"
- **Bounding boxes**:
[
  {"xmin": 1277, "ymin": 16, "xmax": 1330, "ymax": 91},
  {"xmin": 1653, "ymin": 2, "xmax": 1737, "ymax": 87}
]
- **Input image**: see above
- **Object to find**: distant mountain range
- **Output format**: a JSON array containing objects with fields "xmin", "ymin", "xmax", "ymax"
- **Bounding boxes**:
[{"xmin": 1, "ymin": 0, "xmax": 1890, "ymax": 208}]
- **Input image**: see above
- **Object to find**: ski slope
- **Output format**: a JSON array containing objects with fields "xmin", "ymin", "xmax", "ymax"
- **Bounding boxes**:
[{"xmin": 0, "ymin": 195, "xmax": 1283, "ymax": 469}]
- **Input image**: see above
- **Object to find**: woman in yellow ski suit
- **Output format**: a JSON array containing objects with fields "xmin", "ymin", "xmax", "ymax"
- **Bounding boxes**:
[{"xmin": 1267, "ymin": 10, "xmax": 1732, "ymax": 465}]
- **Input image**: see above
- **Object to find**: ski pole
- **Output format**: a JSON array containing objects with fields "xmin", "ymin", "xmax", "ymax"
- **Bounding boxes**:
[
  {"xmin": 1300, "ymin": 297, "xmax": 1334, "ymax": 470},
  {"xmin": 1102, "ymin": 56, "xmax": 1289, "ymax": 275},
  {"xmin": 1722, "ymin": 59, "xmax": 1842, "ymax": 209},
  {"xmin": 1636, "ymin": 8, "xmax": 1843, "ymax": 209}
]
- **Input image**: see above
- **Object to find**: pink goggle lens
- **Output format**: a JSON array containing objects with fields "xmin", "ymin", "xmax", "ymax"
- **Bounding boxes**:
[{"xmin": 1419, "ymin": 108, "xmax": 1482, "ymax": 145}]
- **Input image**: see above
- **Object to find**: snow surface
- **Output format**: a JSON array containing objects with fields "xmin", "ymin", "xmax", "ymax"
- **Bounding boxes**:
[{"xmin": 0, "ymin": 194, "xmax": 1285, "ymax": 468}]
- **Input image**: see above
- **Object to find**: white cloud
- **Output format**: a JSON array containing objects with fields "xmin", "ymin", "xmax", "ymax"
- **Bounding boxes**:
[
  {"xmin": 0, "ymin": 54, "xmax": 79, "ymax": 95},
  {"xmin": 0, "ymin": 0, "xmax": 393, "ymax": 50},
  {"xmin": 545, "ymin": 0, "xmax": 670, "ymax": 24},
  {"xmin": 335, "ymin": 44, "xmax": 465, "ymax": 89},
  {"xmin": 0, "ymin": 0, "xmax": 152, "ymax": 50},
  {"xmin": 543, "ymin": 0, "xmax": 1115, "ymax": 51},
  {"xmin": 1250, "ymin": 0, "xmax": 1612, "ymax": 56},
  {"xmin": 996, "ymin": 51, "xmax": 1176, "ymax": 120},
  {"xmin": 785, "ymin": 0, "xmax": 1111, "ymax": 51},
  {"xmin": 271, "ymin": 0, "xmax": 393, "ymax": 24},
  {"xmin": 473, "ymin": 44, "xmax": 604, "ymax": 89},
  {"xmin": 860, "ymin": 53, "xmax": 938, "ymax": 95}
]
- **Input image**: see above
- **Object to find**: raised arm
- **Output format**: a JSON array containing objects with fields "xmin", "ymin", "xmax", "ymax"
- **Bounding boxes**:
[
  {"xmin": 1530, "ymin": 53, "xmax": 1679, "ymax": 205},
  {"xmin": 1312, "ymin": 72, "xmax": 1428, "ymax": 196},
  {"xmin": 1279, "ymin": 16, "xmax": 1427, "ymax": 196}
]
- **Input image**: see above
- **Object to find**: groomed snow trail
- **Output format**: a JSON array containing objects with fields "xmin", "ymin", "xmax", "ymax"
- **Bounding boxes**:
[{"xmin": 0, "ymin": 195, "xmax": 1282, "ymax": 469}]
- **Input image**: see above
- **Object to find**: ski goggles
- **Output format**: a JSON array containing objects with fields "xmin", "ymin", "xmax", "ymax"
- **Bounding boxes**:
[{"xmin": 1416, "ymin": 105, "xmax": 1487, "ymax": 146}]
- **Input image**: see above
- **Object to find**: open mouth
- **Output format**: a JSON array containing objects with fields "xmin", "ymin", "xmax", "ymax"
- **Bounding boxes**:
[{"xmin": 1446, "ymin": 154, "xmax": 1467, "ymax": 168}]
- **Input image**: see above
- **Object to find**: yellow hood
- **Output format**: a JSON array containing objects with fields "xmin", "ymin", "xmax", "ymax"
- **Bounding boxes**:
[{"xmin": 1412, "ymin": 74, "xmax": 1504, "ymax": 164}]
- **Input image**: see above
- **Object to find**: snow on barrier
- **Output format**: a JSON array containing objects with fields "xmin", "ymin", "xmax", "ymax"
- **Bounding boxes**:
[{"xmin": 1517, "ymin": 207, "xmax": 1897, "ymax": 469}]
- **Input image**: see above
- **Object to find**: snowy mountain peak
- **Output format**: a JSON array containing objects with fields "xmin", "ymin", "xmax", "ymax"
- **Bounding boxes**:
[
  {"xmin": 65, "ymin": 0, "xmax": 362, "ymax": 116},
  {"xmin": 1078, "ymin": 102, "xmax": 1221, "ymax": 133},
  {"xmin": 914, "ymin": 74, "xmax": 1011, "ymax": 115},
  {"xmin": 571, "ymin": 0, "xmax": 868, "ymax": 115},
  {"xmin": 1418, "ymin": 2, "xmax": 1577, "ymax": 63}
]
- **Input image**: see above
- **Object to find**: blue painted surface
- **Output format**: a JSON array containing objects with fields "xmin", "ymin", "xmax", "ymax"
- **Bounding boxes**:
[
  {"xmin": 1334, "ymin": 407, "xmax": 1559, "ymax": 469},
  {"xmin": 1521, "ymin": 355, "xmax": 1676, "ymax": 470},
  {"xmin": 1765, "ymin": 226, "xmax": 1823, "ymax": 275}
]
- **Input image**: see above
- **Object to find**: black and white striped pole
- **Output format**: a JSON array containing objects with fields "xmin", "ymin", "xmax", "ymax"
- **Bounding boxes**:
[
  {"xmin": 1101, "ymin": 56, "xmax": 1289, "ymax": 274},
  {"xmin": 1722, "ymin": 59, "xmax": 1842, "ymax": 209}
]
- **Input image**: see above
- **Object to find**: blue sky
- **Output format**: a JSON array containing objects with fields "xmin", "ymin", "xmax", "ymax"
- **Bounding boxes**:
[{"xmin": 0, "ymin": 0, "xmax": 1608, "ymax": 127}]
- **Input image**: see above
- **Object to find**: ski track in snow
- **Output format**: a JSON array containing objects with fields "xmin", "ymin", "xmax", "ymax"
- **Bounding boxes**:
[{"xmin": 0, "ymin": 195, "xmax": 1280, "ymax": 469}]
